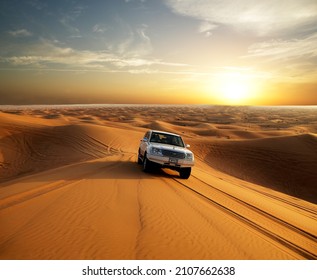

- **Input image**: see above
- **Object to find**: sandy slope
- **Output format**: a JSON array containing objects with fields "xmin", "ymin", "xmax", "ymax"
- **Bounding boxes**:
[
  {"xmin": 190, "ymin": 133, "xmax": 317, "ymax": 204},
  {"xmin": 0, "ymin": 105, "xmax": 317, "ymax": 259}
]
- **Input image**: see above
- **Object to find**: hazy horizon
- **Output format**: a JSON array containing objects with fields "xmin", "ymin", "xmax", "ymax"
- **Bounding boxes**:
[{"xmin": 1, "ymin": 103, "xmax": 317, "ymax": 109}]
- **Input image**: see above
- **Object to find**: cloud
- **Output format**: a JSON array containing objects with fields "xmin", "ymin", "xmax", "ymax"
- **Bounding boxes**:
[
  {"xmin": 59, "ymin": 16, "xmax": 81, "ymax": 37},
  {"xmin": 92, "ymin": 24, "xmax": 108, "ymax": 33},
  {"xmin": 198, "ymin": 21, "xmax": 217, "ymax": 37},
  {"xmin": 246, "ymin": 33, "xmax": 317, "ymax": 59},
  {"xmin": 164, "ymin": 0, "xmax": 317, "ymax": 36},
  {"xmin": 3, "ymin": 56, "xmax": 41, "ymax": 65},
  {"xmin": 116, "ymin": 24, "xmax": 153, "ymax": 57},
  {"xmin": 1, "ymin": 40, "xmax": 109, "ymax": 68},
  {"xmin": 110, "ymin": 57, "xmax": 187, "ymax": 68},
  {"xmin": 59, "ymin": 5, "xmax": 86, "ymax": 37},
  {"xmin": 8, "ymin": 29, "xmax": 33, "ymax": 37},
  {"xmin": 244, "ymin": 32, "xmax": 317, "ymax": 80},
  {"xmin": 0, "ymin": 39, "xmax": 187, "ymax": 73}
]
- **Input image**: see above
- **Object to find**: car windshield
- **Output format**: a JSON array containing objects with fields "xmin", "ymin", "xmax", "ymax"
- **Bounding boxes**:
[{"xmin": 150, "ymin": 132, "xmax": 185, "ymax": 147}]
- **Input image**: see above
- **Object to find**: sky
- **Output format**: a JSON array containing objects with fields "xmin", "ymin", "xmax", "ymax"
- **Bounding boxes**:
[{"xmin": 0, "ymin": 0, "xmax": 317, "ymax": 105}]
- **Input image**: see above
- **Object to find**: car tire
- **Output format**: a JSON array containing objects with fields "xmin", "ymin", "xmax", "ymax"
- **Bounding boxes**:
[
  {"xmin": 142, "ymin": 153, "xmax": 152, "ymax": 172},
  {"xmin": 179, "ymin": 167, "xmax": 191, "ymax": 179}
]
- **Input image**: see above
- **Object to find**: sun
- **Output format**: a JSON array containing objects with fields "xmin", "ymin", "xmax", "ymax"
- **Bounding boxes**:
[
  {"xmin": 213, "ymin": 72, "xmax": 253, "ymax": 105},
  {"xmin": 221, "ymin": 80, "xmax": 249, "ymax": 103}
]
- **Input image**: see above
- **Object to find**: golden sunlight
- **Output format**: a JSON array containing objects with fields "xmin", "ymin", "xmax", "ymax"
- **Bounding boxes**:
[
  {"xmin": 221, "ymin": 80, "xmax": 249, "ymax": 103},
  {"xmin": 213, "ymin": 71, "xmax": 254, "ymax": 105}
]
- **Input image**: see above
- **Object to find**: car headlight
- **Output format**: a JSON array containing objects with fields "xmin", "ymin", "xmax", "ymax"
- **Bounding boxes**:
[
  {"xmin": 185, "ymin": 153, "xmax": 193, "ymax": 160},
  {"xmin": 151, "ymin": 147, "xmax": 163, "ymax": 156}
]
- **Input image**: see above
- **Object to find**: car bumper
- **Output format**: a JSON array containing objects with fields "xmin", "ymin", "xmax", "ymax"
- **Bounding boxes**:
[{"xmin": 147, "ymin": 154, "xmax": 194, "ymax": 168}]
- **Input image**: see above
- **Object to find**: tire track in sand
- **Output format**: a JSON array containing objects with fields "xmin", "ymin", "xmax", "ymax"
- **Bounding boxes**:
[{"xmin": 170, "ymin": 173, "xmax": 317, "ymax": 259}]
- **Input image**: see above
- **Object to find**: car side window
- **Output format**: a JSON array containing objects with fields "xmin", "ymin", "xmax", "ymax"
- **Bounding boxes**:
[{"xmin": 150, "ymin": 132, "xmax": 159, "ymax": 143}]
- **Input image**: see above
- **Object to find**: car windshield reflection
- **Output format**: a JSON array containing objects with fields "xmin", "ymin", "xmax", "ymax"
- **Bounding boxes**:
[{"xmin": 150, "ymin": 132, "xmax": 184, "ymax": 147}]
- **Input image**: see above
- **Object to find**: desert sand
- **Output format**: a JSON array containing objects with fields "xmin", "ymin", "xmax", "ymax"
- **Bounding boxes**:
[{"xmin": 0, "ymin": 104, "xmax": 316, "ymax": 260}]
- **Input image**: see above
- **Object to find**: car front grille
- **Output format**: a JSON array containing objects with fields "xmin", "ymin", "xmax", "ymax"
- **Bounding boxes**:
[{"xmin": 162, "ymin": 150, "xmax": 185, "ymax": 159}]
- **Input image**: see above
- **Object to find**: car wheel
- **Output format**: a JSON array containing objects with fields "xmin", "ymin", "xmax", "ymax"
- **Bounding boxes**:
[
  {"xmin": 179, "ymin": 167, "xmax": 191, "ymax": 179},
  {"xmin": 143, "ymin": 153, "xmax": 152, "ymax": 172}
]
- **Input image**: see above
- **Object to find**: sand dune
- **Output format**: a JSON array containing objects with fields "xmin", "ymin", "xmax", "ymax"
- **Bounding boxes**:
[
  {"xmin": 191, "ymin": 133, "xmax": 317, "ymax": 204},
  {"xmin": 0, "ymin": 105, "xmax": 317, "ymax": 260},
  {"xmin": 0, "ymin": 112, "xmax": 142, "ymax": 182}
]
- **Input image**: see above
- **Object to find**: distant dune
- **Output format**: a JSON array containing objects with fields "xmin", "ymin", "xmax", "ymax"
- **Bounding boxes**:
[{"xmin": 0, "ymin": 105, "xmax": 316, "ymax": 259}]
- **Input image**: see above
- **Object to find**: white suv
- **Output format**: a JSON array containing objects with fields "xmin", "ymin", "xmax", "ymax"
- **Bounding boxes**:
[{"xmin": 138, "ymin": 130, "xmax": 194, "ymax": 179}]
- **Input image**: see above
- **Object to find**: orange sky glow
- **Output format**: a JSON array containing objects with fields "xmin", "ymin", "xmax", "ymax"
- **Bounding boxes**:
[{"xmin": 1, "ymin": 1, "xmax": 317, "ymax": 105}]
